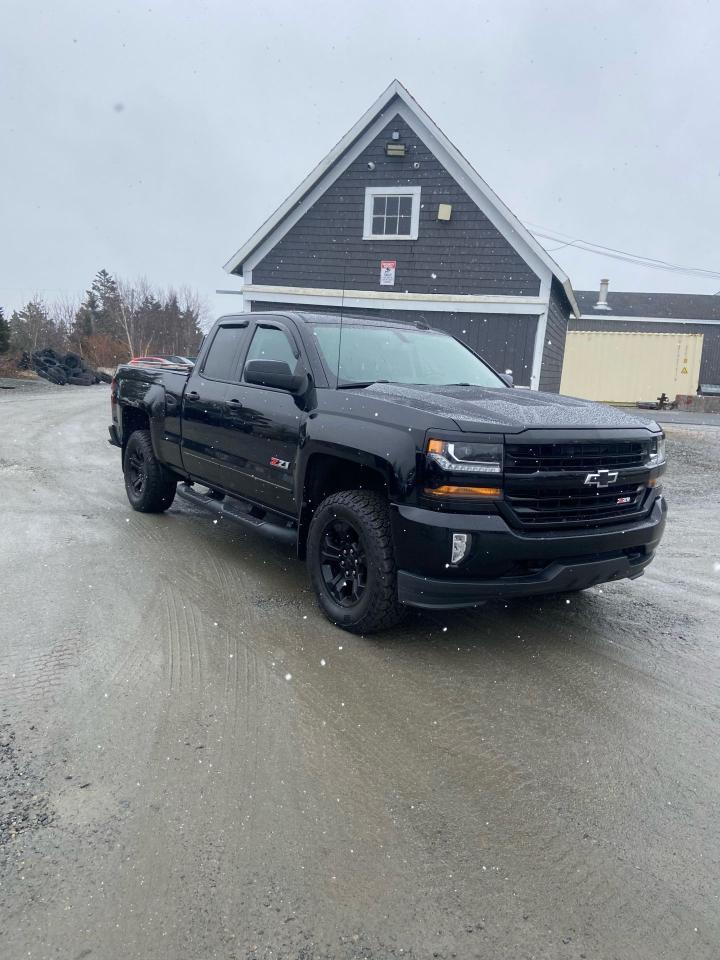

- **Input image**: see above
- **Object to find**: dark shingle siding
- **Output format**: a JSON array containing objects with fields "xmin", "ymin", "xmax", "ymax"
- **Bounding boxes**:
[
  {"xmin": 569, "ymin": 315, "xmax": 720, "ymax": 385},
  {"xmin": 539, "ymin": 279, "xmax": 570, "ymax": 393},
  {"xmin": 576, "ymin": 290, "xmax": 720, "ymax": 321},
  {"xmin": 251, "ymin": 301, "xmax": 538, "ymax": 386},
  {"xmin": 250, "ymin": 114, "xmax": 540, "ymax": 297}
]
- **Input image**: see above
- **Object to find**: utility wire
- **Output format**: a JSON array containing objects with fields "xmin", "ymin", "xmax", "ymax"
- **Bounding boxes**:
[{"xmin": 526, "ymin": 222, "xmax": 720, "ymax": 282}]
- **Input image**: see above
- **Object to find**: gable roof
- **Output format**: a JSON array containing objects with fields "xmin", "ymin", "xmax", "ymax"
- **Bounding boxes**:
[
  {"xmin": 223, "ymin": 79, "xmax": 579, "ymax": 318},
  {"xmin": 576, "ymin": 289, "xmax": 720, "ymax": 322}
]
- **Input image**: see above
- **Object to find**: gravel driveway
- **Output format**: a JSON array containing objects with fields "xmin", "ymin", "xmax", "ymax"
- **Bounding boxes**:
[{"xmin": 2, "ymin": 386, "xmax": 719, "ymax": 960}]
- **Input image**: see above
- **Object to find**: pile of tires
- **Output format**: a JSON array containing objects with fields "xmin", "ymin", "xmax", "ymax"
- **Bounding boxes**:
[{"xmin": 22, "ymin": 349, "xmax": 112, "ymax": 386}]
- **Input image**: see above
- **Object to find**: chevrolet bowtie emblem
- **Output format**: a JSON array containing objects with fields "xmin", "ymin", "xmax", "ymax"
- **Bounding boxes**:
[{"xmin": 584, "ymin": 469, "xmax": 619, "ymax": 488}]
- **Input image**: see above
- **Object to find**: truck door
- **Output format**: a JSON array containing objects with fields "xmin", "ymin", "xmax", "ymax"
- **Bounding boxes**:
[
  {"xmin": 181, "ymin": 319, "xmax": 250, "ymax": 487},
  {"xmin": 221, "ymin": 318, "xmax": 306, "ymax": 515}
]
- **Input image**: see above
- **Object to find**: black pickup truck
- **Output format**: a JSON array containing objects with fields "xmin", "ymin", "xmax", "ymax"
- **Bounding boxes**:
[{"xmin": 109, "ymin": 311, "xmax": 667, "ymax": 633}]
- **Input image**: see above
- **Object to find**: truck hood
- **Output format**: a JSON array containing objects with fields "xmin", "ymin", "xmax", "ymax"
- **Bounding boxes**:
[{"xmin": 360, "ymin": 383, "xmax": 660, "ymax": 432}]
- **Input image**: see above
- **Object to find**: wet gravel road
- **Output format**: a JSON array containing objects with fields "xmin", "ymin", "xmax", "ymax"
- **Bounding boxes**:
[{"xmin": 2, "ymin": 385, "xmax": 719, "ymax": 960}]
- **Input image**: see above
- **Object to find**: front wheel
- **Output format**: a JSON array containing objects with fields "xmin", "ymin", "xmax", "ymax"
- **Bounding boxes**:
[
  {"xmin": 123, "ymin": 430, "xmax": 177, "ymax": 513},
  {"xmin": 307, "ymin": 490, "xmax": 405, "ymax": 634}
]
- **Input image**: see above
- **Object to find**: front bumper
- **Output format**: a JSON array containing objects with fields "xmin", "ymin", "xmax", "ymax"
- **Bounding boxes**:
[{"xmin": 392, "ymin": 497, "xmax": 667, "ymax": 610}]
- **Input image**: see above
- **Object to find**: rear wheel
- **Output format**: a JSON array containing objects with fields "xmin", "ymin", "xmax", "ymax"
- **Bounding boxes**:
[
  {"xmin": 123, "ymin": 430, "xmax": 177, "ymax": 513},
  {"xmin": 307, "ymin": 490, "xmax": 405, "ymax": 634}
]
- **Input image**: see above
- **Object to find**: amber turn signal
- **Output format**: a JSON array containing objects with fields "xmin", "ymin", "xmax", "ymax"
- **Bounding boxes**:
[{"xmin": 424, "ymin": 484, "xmax": 502, "ymax": 498}]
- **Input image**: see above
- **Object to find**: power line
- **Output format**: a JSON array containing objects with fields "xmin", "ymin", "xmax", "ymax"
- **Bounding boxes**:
[{"xmin": 527, "ymin": 222, "xmax": 720, "ymax": 282}]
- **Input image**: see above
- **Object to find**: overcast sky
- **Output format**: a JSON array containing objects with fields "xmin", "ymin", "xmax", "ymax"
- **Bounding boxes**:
[{"xmin": 2, "ymin": 0, "xmax": 719, "ymax": 320}]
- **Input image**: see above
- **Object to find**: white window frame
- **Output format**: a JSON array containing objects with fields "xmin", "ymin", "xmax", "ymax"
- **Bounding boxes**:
[{"xmin": 363, "ymin": 185, "xmax": 421, "ymax": 240}]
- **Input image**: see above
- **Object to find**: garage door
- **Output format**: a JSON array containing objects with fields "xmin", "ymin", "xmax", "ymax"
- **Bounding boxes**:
[{"xmin": 560, "ymin": 331, "xmax": 704, "ymax": 403}]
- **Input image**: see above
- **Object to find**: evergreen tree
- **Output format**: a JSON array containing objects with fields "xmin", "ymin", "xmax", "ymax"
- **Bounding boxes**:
[
  {"xmin": 137, "ymin": 293, "xmax": 165, "ymax": 354},
  {"xmin": 179, "ymin": 304, "xmax": 203, "ymax": 356},
  {"xmin": 0, "ymin": 306, "xmax": 10, "ymax": 354},
  {"xmin": 73, "ymin": 288, "xmax": 102, "ymax": 339},
  {"xmin": 9, "ymin": 298, "xmax": 55, "ymax": 353},
  {"xmin": 91, "ymin": 268, "xmax": 123, "ymax": 338},
  {"xmin": 162, "ymin": 293, "xmax": 182, "ymax": 355}
]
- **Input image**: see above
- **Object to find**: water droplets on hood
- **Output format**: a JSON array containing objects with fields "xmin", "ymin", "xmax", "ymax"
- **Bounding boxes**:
[{"xmin": 361, "ymin": 382, "xmax": 659, "ymax": 431}]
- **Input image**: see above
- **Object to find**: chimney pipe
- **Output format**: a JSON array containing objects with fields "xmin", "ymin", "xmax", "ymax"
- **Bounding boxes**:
[{"xmin": 595, "ymin": 278, "xmax": 610, "ymax": 310}]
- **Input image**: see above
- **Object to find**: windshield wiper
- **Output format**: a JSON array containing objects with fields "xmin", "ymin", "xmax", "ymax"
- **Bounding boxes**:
[{"xmin": 338, "ymin": 379, "xmax": 391, "ymax": 389}]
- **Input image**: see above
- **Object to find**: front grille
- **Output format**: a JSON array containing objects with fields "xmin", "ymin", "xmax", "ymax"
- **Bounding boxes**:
[
  {"xmin": 505, "ymin": 482, "xmax": 646, "ymax": 526},
  {"xmin": 505, "ymin": 440, "xmax": 650, "ymax": 474},
  {"xmin": 504, "ymin": 439, "xmax": 653, "ymax": 528}
]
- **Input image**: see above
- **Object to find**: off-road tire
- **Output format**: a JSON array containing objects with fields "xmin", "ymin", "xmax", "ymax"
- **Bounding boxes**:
[
  {"xmin": 47, "ymin": 368, "xmax": 67, "ymax": 385},
  {"xmin": 123, "ymin": 430, "xmax": 177, "ymax": 513},
  {"xmin": 67, "ymin": 371, "xmax": 95, "ymax": 386},
  {"xmin": 307, "ymin": 490, "xmax": 405, "ymax": 634}
]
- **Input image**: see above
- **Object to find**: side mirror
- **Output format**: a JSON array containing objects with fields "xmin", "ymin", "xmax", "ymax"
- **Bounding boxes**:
[
  {"xmin": 500, "ymin": 370, "xmax": 514, "ymax": 387},
  {"xmin": 245, "ymin": 359, "xmax": 306, "ymax": 393}
]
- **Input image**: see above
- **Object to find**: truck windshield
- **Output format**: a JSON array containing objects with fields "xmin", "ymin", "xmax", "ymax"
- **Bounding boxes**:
[{"xmin": 311, "ymin": 323, "xmax": 506, "ymax": 388}]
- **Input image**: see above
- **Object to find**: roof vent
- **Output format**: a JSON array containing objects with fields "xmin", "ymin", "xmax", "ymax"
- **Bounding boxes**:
[{"xmin": 595, "ymin": 278, "xmax": 611, "ymax": 310}]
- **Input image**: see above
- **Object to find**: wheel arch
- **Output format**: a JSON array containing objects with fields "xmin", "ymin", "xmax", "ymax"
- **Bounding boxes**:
[
  {"xmin": 121, "ymin": 406, "xmax": 151, "ymax": 463},
  {"xmin": 119, "ymin": 384, "xmax": 166, "ymax": 463},
  {"xmin": 297, "ymin": 450, "xmax": 392, "ymax": 559}
]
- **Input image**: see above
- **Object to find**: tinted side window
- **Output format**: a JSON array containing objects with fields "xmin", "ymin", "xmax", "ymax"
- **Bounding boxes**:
[
  {"xmin": 244, "ymin": 326, "xmax": 300, "ymax": 377},
  {"xmin": 201, "ymin": 325, "xmax": 247, "ymax": 381}
]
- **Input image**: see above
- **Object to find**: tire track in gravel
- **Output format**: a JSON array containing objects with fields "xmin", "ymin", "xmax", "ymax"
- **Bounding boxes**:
[
  {"xmin": 101, "ymin": 588, "xmax": 284, "ymax": 960},
  {"xmin": 256, "ymin": 611, "xmax": 718, "ymax": 953}
]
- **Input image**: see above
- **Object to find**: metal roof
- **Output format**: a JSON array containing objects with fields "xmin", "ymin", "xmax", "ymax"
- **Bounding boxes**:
[{"xmin": 576, "ymin": 290, "xmax": 720, "ymax": 322}]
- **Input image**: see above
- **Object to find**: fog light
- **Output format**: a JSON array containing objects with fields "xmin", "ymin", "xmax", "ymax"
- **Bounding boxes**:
[{"xmin": 451, "ymin": 533, "xmax": 470, "ymax": 565}]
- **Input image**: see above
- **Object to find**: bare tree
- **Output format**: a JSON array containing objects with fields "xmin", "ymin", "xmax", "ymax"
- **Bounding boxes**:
[
  {"xmin": 51, "ymin": 296, "xmax": 78, "ymax": 347},
  {"xmin": 113, "ymin": 277, "xmax": 203, "ymax": 358}
]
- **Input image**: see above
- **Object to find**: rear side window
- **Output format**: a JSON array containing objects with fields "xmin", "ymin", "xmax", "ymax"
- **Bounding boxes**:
[
  {"xmin": 244, "ymin": 326, "xmax": 300, "ymax": 377},
  {"xmin": 201, "ymin": 325, "xmax": 247, "ymax": 381}
]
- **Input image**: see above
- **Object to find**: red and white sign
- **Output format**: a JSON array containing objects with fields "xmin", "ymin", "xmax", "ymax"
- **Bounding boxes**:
[{"xmin": 380, "ymin": 260, "xmax": 396, "ymax": 286}]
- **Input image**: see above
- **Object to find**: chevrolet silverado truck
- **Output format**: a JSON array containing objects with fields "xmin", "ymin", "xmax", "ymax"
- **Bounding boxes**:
[{"xmin": 109, "ymin": 311, "xmax": 667, "ymax": 633}]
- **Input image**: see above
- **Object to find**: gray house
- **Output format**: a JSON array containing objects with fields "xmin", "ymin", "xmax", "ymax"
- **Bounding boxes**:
[{"xmin": 223, "ymin": 80, "xmax": 579, "ymax": 390}]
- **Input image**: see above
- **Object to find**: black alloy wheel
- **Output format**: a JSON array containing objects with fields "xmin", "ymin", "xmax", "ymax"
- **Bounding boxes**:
[
  {"xmin": 123, "ymin": 429, "xmax": 177, "ymax": 512},
  {"xmin": 319, "ymin": 517, "xmax": 368, "ymax": 606},
  {"xmin": 126, "ymin": 446, "xmax": 147, "ymax": 498},
  {"xmin": 307, "ymin": 490, "xmax": 405, "ymax": 633}
]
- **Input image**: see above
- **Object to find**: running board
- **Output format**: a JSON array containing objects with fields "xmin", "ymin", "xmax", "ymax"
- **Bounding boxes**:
[{"xmin": 176, "ymin": 483, "xmax": 297, "ymax": 546}]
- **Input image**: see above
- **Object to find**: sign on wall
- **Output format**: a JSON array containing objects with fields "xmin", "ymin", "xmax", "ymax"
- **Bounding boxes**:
[{"xmin": 379, "ymin": 260, "xmax": 396, "ymax": 286}]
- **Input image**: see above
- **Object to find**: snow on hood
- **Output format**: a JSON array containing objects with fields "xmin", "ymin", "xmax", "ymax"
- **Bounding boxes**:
[{"xmin": 361, "ymin": 383, "xmax": 660, "ymax": 432}]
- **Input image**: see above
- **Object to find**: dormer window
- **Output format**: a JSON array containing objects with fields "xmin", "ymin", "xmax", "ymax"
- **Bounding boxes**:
[{"xmin": 363, "ymin": 185, "xmax": 421, "ymax": 240}]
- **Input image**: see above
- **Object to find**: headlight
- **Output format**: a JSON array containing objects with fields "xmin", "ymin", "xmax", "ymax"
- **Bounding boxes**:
[
  {"xmin": 427, "ymin": 439, "xmax": 503, "ymax": 475},
  {"xmin": 648, "ymin": 435, "xmax": 666, "ymax": 466}
]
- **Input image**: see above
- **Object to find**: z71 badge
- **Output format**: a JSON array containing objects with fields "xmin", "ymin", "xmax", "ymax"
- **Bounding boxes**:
[{"xmin": 269, "ymin": 456, "xmax": 290, "ymax": 470}]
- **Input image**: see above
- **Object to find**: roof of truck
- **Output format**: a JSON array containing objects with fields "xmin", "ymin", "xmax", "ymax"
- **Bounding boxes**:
[{"xmin": 218, "ymin": 310, "xmax": 438, "ymax": 331}]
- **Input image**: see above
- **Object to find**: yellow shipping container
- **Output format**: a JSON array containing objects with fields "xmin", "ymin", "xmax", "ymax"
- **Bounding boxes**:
[{"xmin": 560, "ymin": 331, "xmax": 704, "ymax": 403}]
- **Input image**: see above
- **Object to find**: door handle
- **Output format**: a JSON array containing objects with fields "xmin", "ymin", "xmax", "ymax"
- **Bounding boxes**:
[
  {"xmin": 227, "ymin": 399, "xmax": 243, "ymax": 408},
  {"xmin": 187, "ymin": 390, "xmax": 199, "ymax": 399}
]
